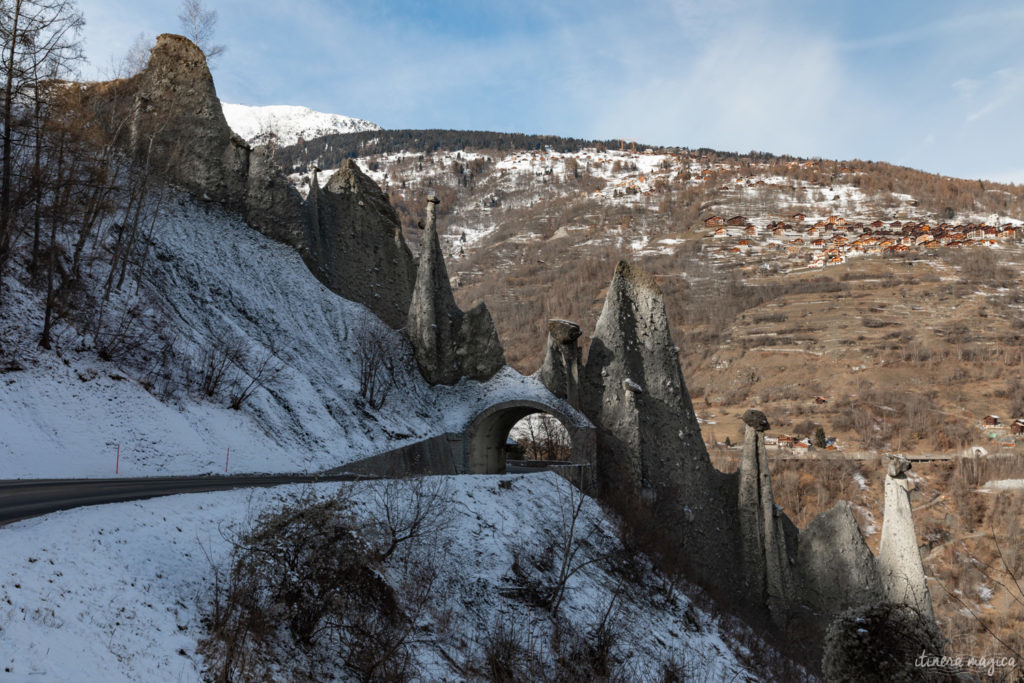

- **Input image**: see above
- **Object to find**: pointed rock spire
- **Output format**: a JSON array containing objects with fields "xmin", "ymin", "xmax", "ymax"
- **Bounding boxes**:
[
  {"xmin": 306, "ymin": 160, "xmax": 416, "ymax": 328},
  {"xmin": 540, "ymin": 319, "xmax": 583, "ymax": 409},
  {"xmin": 581, "ymin": 261, "xmax": 746, "ymax": 592},
  {"xmin": 581, "ymin": 261, "xmax": 708, "ymax": 500},
  {"xmin": 878, "ymin": 455, "xmax": 934, "ymax": 620},
  {"xmin": 796, "ymin": 501, "xmax": 882, "ymax": 616},
  {"xmin": 738, "ymin": 410, "xmax": 794, "ymax": 625},
  {"xmin": 87, "ymin": 35, "xmax": 415, "ymax": 329},
  {"xmin": 128, "ymin": 34, "xmax": 249, "ymax": 209},
  {"xmin": 407, "ymin": 197, "xmax": 504, "ymax": 384}
]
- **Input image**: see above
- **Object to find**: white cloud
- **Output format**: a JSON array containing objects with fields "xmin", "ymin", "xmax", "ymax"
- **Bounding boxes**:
[
  {"xmin": 839, "ymin": 8, "xmax": 1024, "ymax": 51},
  {"xmin": 961, "ymin": 68, "xmax": 1024, "ymax": 123},
  {"xmin": 588, "ymin": 24, "xmax": 859, "ymax": 157}
]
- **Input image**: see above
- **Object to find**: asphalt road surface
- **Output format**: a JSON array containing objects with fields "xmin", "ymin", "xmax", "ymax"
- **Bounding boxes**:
[{"xmin": 0, "ymin": 473, "xmax": 369, "ymax": 525}]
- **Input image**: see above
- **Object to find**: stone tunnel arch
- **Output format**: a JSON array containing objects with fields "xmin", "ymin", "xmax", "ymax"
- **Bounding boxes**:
[{"xmin": 462, "ymin": 399, "xmax": 595, "ymax": 477}]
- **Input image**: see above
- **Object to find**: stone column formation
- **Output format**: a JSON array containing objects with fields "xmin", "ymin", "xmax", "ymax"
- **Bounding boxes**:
[
  {"xmin": 738, "ymin": 409, "xmax": 793, "ymax": 625},
  {"xmin": 305, "ymin": 159, "xmax": 417, "ymax": 328},
  {"xmin": 406, "ymin": 197, "xmax": 505, "ymax": 385},
  {"xmin": 539, "ymin": 319, "xmax": 583, "ymax": 409},
  {"xmin": 91, "ymin": 33, "xmax": 419, "ymax": 329},
  {"xmin": 878, "ymin": 455, "xmax": 934, "ymax": 620},
  {"xmin": 581, "ymin": 261, "xmax": 709, "ymax": 502},
  {"xmin": 580, "ymin": 261, "xmax": 741, "ymax": 590}
]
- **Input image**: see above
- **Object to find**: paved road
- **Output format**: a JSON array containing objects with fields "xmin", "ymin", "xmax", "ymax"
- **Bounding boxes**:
[{"xmin": 0, "ymin": 473, "xmax": 370, "ymax": 525}]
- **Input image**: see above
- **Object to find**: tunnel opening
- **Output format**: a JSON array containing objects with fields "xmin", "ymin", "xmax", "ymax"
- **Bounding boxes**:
[
  {"xmin": 507, "ymin": 414, "xmax": 572, "ymax": 468},
  {"xmin": 463, "ymin": 400, "xmax": 594, "ymax": 477}
]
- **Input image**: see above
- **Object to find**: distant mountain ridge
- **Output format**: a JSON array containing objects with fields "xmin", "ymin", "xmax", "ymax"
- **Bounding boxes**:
[
  {"xmin": 221, "ymin": 102, "xmax": 381, "ymax": 147},
  {"xmin": 275, "ymin": 128, "xmax": 662, "ymax": 173}
]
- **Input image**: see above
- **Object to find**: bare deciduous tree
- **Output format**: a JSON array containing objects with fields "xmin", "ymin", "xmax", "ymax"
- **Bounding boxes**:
[
  {"xmin": 372, "ymin": 476, "xmax": 455, "ymax": 563},
  {"xmin": 0, "ymin": 0, "xmax": 84, "ymax": 304},
  {"xmin": 119, "ymin": 32, "xmax": 152, "ymax": 78},
  {"xmin": 548, "ymin": 473, "xmax": 604, "ymax": 616},
  {"xmin": 198, "ymin": 333, "xmax": 243, "ymax": 398},
  {"xmin": 177, "ymin": 0, "xmax": 225, "ymax": 64},
  {"xmin": 352, "ymin": 310, "xmax": 404, "ymax": 409},
  {"xmin": 228, "ymin": 343, "xmax": 283, "ymax": 410},
  {"xmin": 515, "ymin": 413, "xmax": 571, "ymax": 461}
]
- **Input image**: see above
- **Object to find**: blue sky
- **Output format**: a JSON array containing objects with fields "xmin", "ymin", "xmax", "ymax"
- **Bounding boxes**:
[{"xmin": 75, "ymin": 0, "xmax": 1024, "ymax": 183}]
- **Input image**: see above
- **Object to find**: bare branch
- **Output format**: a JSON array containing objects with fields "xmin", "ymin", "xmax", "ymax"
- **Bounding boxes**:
[{"xmin": 177, "ymin": 0, "xmax": 225, "ymax": 64}]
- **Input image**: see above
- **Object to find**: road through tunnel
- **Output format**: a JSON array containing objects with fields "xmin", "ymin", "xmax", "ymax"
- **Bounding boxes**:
[{"xmin": 462, "ymin": 400, "xmax": 595, "ymax": 479}]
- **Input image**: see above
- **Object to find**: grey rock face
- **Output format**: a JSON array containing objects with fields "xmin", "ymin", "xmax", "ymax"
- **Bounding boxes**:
[
  {"xmin": 887, "ymin": 453, "xmax": 912, "ymax": 478},
  {"xmin": 459, "ymin": 301, "xmax": 505, "ymax": 381},
  {"xmin": 741, "ymin": 409, "xmax": 771, "ymax": 432},
  {"xmin": 245, "ymin": 145, "xmax": 307, "ymax": 249},
  {"xmin": 738, "ymin": 423, "xmax": 794, "ymax": 625},
  {"xmin": 878, "ymin": 456, "xmax": 934, "ymax": 620},
  {"xmin": 126, "ymin": 33, "xmax": 305, "ymax": 251},
  {"xmin": 129, "ymin": 34, "xmax": 249, "ymax": 210},
  {"xmin": 88, "ymin": 35, "xmax": 415, "ymax": 329},
  {"xmin": 540, "ymin": 319, "xmax": 583, "ymax": 408},
  {"xmin": 796, "ymin": 501, "xmax": 882, "ymax": 614},
  {"xmin": 582, "ymin": 262, "xmax": 707, "ymax": 499},
  {"xmin": 407, "ymin": 197, "xmax": 505, "ymax": 384},
  {"xmin": 581, "ymin": 261, "xmax": 740, "ymax": 588},
  {"xmin": 307, "ymin": 160, "xmax": 416, "ymax": 328}
]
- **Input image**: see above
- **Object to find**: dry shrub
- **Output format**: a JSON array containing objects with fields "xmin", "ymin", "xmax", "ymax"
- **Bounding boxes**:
[
  {"xmin": 769, "ymin": 459, "xmax": 862, "ymax": 527},
  {"xmin": 352, "ymin": 310, "xmax": 408, "ymax": 410},
  {"xmin": 989, "ymin": 492, "xmax": 1024, "ymax": 579},
  {"xmin": 771, "ymin": 467, "xmax": 802, "ymax": 520},
  {"xmin": 822, "ymin": 602, "xmax": 944, "ymax": 682},
  {"xmin": 833, "ymin": 384, "xmax": 979, "ymax": 452},
  {"xmin": 550, "ymin": 620, "xmax": 624, "ymax": 681},
  {"xmin": 472, "ymin": 618, "xmax": 547, "ymax": 682},
  {"xmin": 201, "ymin": 494, "xmax": 410, "ymax": 681},
  {"xmin": 202, "ymin": 480, "xmax": 453, "ymax": 681}
]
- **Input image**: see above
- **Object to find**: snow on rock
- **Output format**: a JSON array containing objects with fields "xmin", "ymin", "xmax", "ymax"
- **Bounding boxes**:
[
  {"xmin": 0, "ymin": 474, "xmax": 755, "ymax": 681},
  {"xmin": 220, "ymin": 102, "xmax": 380, "ymax": 147},
  {"xmin": 0, "ymin": 190, "xmax": 566, "ymax": 478}
]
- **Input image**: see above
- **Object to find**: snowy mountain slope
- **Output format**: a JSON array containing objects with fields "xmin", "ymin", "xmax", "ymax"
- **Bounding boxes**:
[
  {"xmin": 0, "ymin": 189, "xmax": 565, "ymax": 478},
  {"xmin": 287, "ymin": 147, "xmax": 1024, "ymax": 268},
  {"xmin": 0, "ymin": 474, "xmax": 759, "ymax": 681},
  {"xmin": 221, "ymin": 102, "xmax": 380, "ymax": 147}
]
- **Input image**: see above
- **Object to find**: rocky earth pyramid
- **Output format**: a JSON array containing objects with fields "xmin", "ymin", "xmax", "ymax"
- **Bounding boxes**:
[
  {"xmin": 796, "ymin": 501, "xmax": 882, "ymax": 617},
  {"xmin": 576, "ymin": 261, "xmax": 936, "ymax": 635},
  {"xmin": 738, "ymin": 410, "xmax": 794, "ymax": 625},
  {"xmin": 85, "ymin": 34, "xmax": 414, "ymax": 328},
  {"xmin": 539, "ymin": 319, "xmax": 583, "ymax": 409},
  {"xmin": 878, "ymin": 455, "xmax": 934, "ymax": 620},
  {"xmin": 406, "ymin": 197, "xmax": 505, "ymax": 384},
  {"xmin": 125, "ymin": 34, "xmax": 250, "ymax": 209},
  {"xmin": 305, "ymin": 162, "xmax": 415, "ymax": 328},
  {"xmin": 580, "ymin": 261, "xmax": 743, "ymax": 589}
]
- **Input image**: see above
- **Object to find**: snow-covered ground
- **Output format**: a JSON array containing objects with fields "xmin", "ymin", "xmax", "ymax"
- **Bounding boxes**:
[
  {"xmin": 0, "ymin": 190, "xmax": 570, "ymax": 478},
  {"xmin": 0, "ymin": 474, "xmax": 756, "ymax": 681},
  {"xmin": 221, "ymin": 102, "xmax": 380, "ymax": 147}
]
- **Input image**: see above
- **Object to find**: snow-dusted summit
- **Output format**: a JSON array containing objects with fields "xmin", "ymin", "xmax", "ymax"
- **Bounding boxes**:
[{"xmin": 221, "ymin": 102, "xmax": 381, "ymax": 147}]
